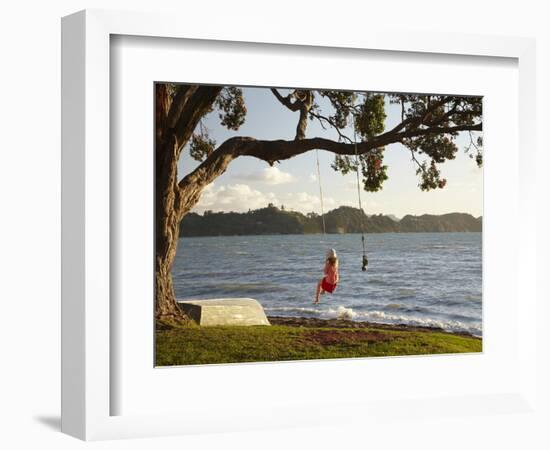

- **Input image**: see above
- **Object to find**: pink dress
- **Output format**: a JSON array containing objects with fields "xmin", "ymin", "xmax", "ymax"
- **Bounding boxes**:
[{"xmin": 322, "ymin": 263, "xmax": 338, "ymax": 293}]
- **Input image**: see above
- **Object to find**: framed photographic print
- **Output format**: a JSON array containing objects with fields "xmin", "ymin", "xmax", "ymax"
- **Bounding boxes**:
[
  {"xmin": 62, "ymin": 9, "xmax": 537, "ymax": 441},
  {"xmin": 153, "ymin": 81, "xmax": 484, "ymax": 368}
]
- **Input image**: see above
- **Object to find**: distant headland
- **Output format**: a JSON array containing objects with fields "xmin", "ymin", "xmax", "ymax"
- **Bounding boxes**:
[{"xmin": 180, "ymin": 204, "xmax": 482, "ymax": 237}]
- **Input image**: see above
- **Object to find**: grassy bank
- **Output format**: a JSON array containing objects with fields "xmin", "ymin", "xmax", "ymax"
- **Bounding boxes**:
[{"xmin": 155, "ymin": 318, "xmax": 482, "ymax": 366}]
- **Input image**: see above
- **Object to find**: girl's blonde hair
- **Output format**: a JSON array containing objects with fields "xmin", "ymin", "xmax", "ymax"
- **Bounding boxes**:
[{"xmin": 327, "ymin": 256, "xmax": 339, "ymax": 267}]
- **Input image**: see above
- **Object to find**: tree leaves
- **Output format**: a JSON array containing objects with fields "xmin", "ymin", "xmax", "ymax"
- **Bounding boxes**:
[
  {"xmin": 317, "ymin": 90, "xmax": 356, "ymax": 129},
  {"xmin": 189, "ymin": 131, "xmax": 216, "ymax": 161},
  {"xmin": 361, "ymin": 148, "xmax": 389, "ymax": 192},
  {"xmin": 416, "ymin": 160, "xmax": 447, "ymax": 191},
  {"xmin": 312, "ymin": 92, "xmax": 481, "ymax": 192},
  {"xmin": 355, "ymin": 94, "xmax": 386, "ymax": 139},
  {"xmin": 176, "ymin": 84, "xmax": 482, "ymax": 193},
  {"xmin": 215, "ymin": 86, "xmax": 247, "ymax": 130}
]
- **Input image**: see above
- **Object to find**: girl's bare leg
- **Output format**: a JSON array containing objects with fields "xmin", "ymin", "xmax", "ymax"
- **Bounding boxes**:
[{"xmin": 314, "ymin": 280, "xmax": 323, "ymax": 304}]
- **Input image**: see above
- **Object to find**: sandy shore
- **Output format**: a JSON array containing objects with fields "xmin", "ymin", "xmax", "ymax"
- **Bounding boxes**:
[{"xmin": 267, "ymin": 315, "xmax": 480, "ymax": 339}]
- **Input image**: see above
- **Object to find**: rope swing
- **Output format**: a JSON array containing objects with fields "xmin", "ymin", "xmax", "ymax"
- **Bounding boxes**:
[
  {"xmin": 353, "ymin": 116, "xmax": 369, "ymax": 272},
  {"xmin": 315, "ymin": 149, "xmax": 327, "ymax": 235},
  {"xmin": 313, "ymin": 114, "xmax": 369, "ymax": 272}
]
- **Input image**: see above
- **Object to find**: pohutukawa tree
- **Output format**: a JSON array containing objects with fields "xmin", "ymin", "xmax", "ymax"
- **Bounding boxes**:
[{"xmin": 155, "ymin": 83, "xmax": 482, "ymax": 322}]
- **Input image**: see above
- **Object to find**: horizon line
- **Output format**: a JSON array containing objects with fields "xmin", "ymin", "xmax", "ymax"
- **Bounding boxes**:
[{"xmin": 190, "ymin": 204, "xmax": 483, "ymax": 219}]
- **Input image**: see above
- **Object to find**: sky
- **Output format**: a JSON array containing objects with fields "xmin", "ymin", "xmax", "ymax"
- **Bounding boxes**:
[{"xmin": 178, "ymin": 87, "xmax": 483, "ymax": 219}]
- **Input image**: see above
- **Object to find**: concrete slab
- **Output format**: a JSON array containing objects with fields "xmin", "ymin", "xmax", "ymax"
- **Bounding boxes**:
[{"xmin": 176, "ymin": 298, "xmax": 271, "ymax": 327}]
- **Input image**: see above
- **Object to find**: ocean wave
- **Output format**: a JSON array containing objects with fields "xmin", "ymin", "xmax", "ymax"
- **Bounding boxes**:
[
  {"xmin": 265, "ymin": 306, "xmax": 321, "ymax": 315},
  {"xmin": 265, "ymin": 305, "xmax": 482, "ymax": 336}
]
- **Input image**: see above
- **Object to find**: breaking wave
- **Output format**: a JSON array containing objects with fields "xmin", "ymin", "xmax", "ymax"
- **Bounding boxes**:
[{"xmin": 265, "ymin": 305, "xmax": 482, "ymax": 336}]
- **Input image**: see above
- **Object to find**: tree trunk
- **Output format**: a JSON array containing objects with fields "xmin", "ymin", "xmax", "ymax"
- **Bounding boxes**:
[
  {"xmin": 154, "ymin": 84, "xmax": 222, "ymax": 323},
  {"xmin": 155, "ymin": 133, "xmax": 186, "ymax": 322}
]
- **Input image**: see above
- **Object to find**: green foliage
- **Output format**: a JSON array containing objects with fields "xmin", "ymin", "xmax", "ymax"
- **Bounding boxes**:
[
  {"xmin": 214, "ymin": 86, "xmax": 247, "ymax": 130},
  {"xmin": 155, "ymin": 324, "xmax": 482, "ymax": 366},
  {"xmin": 187, "ymin": 86, "xmax": 247, "ymax": 162},
  {"xmin": 324, "ymin": 93, "xmax": 481, "ymax": 193},
  {"xmin": 331, "ymin": 154, "xmax": 354, "ymax": 175},
  {"xmin": 331, "ymin": 150, "xmax": 388, "ymax": 192},
  {"xmin": 189, "ymin": 131, "xmax": 216, "ymax": 161},
  {"xmin": 405, "ymin": 133, "xmax": 457, "ymax": 163},
  {"xmin": 389, "ymin": 95, "xmax": 482, "ymax": 191},
  {"xmin": 355, "ymin": 94, "xmax": 386, "ymax": 139},
  {"xmin": 468, "ymin": 134, "xmax": 483, "ymax": 167},
  {"xmin": 415, "ymin": 159, "xmax": 446, "ymax": 191},
  {"xmin": 180, "ymin": 206, "xmax": 481, "ymax": 237},
  {"xmin": 361, "ymin": 148, "xmax": 389, "ymax": 192},
  {"xmin": 398, "ymin": 213, "xmax": 482, "ymax": 232},
  {"xmin": 316, "ymin": 90, "xmax": 357, "ymax": 128},
  {"xmin": 181, "ymin": 205, "xmax": 306, "ymax": 236}
]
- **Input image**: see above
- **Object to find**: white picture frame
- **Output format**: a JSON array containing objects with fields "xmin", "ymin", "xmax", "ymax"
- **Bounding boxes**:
[{"xmin": 61, "ymin": 9, "xmax": 537, "ymax": 441}]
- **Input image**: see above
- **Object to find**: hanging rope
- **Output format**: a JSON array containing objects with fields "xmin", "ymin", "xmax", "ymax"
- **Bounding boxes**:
[
  {"xmin": 315, "ymin": 149, "xmax": 326, "ymax": 235},
  {"xmin": 353, "ymin": 117, "xmax": 369, "ymax": 271},
  {"xmin": 312, "ymin": 116, "xmax": 368, "ymax": 271}
]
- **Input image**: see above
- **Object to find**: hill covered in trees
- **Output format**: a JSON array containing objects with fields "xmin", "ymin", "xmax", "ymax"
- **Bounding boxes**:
[{"xmin": 180, "ymin": 205, "xmax": 482, "ymax": 237}]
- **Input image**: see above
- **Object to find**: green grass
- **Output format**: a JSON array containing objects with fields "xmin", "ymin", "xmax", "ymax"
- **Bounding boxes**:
[{"xmin": 155, "ymin": 324, "xmax": 482, "ymax": 366}]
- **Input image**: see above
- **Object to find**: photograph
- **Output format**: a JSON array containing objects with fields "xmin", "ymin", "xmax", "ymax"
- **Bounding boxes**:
[
  {"xmin": 0, "ymin": 0, "xmax": 543, "ymax": 445},
  {"xmin": 154, "ymin": 83, "xmax": 483, "ymax": 366}
]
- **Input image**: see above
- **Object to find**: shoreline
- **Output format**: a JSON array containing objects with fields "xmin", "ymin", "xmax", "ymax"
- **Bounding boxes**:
[
  {"xmin": 180, "ymin": 230, "xmax": 482, "ymax": 238},
  {"xmin": 267, "ymin": 315, "xmax": 481, "ymax": 339}
]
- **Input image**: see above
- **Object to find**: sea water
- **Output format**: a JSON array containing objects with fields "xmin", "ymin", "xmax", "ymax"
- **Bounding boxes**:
[{"xmin": 172, "ymin": 233, "xmax": 482, "ymax": 336}]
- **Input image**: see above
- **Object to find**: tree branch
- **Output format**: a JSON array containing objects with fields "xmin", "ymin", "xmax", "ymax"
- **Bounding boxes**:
[
  {"xmin": 271, "ymin": 89, "xmax": 314, "ymax": 140},
  {"xmin": 270, "ymin": 89, "xmax": 300, "ymax": 111},
  {"xmin": 165, "ymin": 85, "xmax": 199, "ymax": 129},
  {"xmin": 377, "ymin": 122, "xmax": 481, "ymax": 146},
  {"xmin": 467, "ymin": 130, "xmax": 481, "ymax": 152},
  {"xmin": 171, "ymin": 86, "xmax": 223, "ymax": 156},
  {"xmin": 308, "ymin": 110, "xmax": 354, "ymax": 143},
  {"xmin": 176, "ymin": 121, "xmax": 481, "ymax": 215},
  {"xmin": 387, "ymin": 96, "xmax": 453, "ymax": 135},
  {"xmin": 409, "ymin": 148, "xmax": 427, "ymax": 174}
]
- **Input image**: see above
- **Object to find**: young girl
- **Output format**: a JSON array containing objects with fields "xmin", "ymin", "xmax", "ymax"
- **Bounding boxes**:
[{"xmin": 314, "ymin": 249, "xmax": 339, "ymax": 304}]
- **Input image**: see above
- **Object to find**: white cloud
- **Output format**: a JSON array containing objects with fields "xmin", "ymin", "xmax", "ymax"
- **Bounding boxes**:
[
  {"xmin": 282, "ymin": 192, "xmax": 336, "ymax": 214},
  {"xmin": 191, "ymin": 184, "xmax": 338, "ymax": 215},
  {"xmin": 309, "ymin": 173, "xmax": 317, "ymax": 182},
  {"xmin": 193, "ymin": 183, "xmax": 277, "ymax": 213},
  {"xmin": 234, "ymin": 166, "xmax": 295, "ymax": 185}
]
